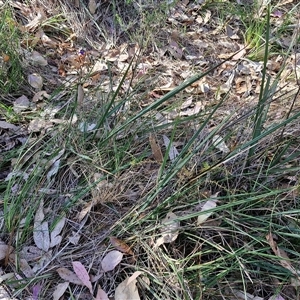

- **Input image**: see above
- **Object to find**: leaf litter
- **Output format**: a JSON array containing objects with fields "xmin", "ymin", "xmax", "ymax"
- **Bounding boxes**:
[{"xmin": 1, "ymin": 0, "xmax": 300, "ymax": 299}]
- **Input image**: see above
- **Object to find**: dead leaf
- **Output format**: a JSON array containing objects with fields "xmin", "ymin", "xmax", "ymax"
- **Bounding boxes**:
[
  {"xmin": 212, "ymin": 135, "xmax": 230, "ymax": 154},
  {"xmin": 0, "ymin": 121, "xmax": 19, "ymax": 131},
  {"xmin": 78, "ymin": 122, "xmax": 97, "ymax": 132},
  {"xmin": 53, "ymin": 282, "xmax": 69, "ymax": 300},
  {"xmin": 197, "ymin": 194, "xmax": 218, "ymax": 225},
  {"xmin": 0, "ymin": 273, "xmax": 14, "ymax": 283},
  {"xmin": 50, "ymin": 216, "xmax": 66, "ymax": 247},
  {"xmin": 32, "ymin": 90, "xmax": 50, "ymax": 102},
  {"xmin": 266, "ymin": 233, "xmax": 297, "ymax": 274},
  {"xmin": 162, "ymin": 135, "xmax": 179, "ymax": 162},
  {"xmin": 110, "ymin": 237, "xmax": 134, "ymax": 256},
  {"xmin": 0, "ymin": 244, "xmax": 14, "ymax": 260},
  {"xmin": 232, "ymin": 46, "xmax": 246, "ymax": 61},
  {"xmin": 77, "ymin": 84, "xmax": 84, "ymax": 107},
  {"xmin": 40, "ymin": 30, "xmax": 57, "ymax": 48},
  {"xmin": 19, "ymin": 258, "xmax": 35, "ymax": 277},
  {"xmin": 32, "ymin": 283, "xmax": 41, "ymax": 300},
  {"xmin": 0, "ymin": 285, "xmax": 15, "ymax": 300},
  {"xmin": 72, "ymin": 261, "xmax": 93, "ymax": 294},
  {"xmin": 268, "ymin": 295, "xmax": 285, "ymax": 300},
  {"xmin": 149, "ymin": 134, "xmax": 163, "ymax": 163},
  {"xmin": 115, "ymin": 271, "xmax": 142, "ymax": 300},
  {"xmin": 56, "ymin": 267, "xmax": 83, "ymax": 285},
  {"xmin": 101, "ymin": 250, "xmax": 123, "ymax": 272},
  {"xmin": 25, "ymin": 12, "xmax": 45, "ymax": 31},
  {"xmin": 203, "ymin": 10, "xmax": 211, "ymax": 24},
  {"xmin": 91, "ymin": 60, "xmax": 108, "ymax": 73},
  {"xmin": 179, "ymin": 101, "xmax": 203, "ymax": 116},
  {"xmin": 2, "ymin": 53, "xmax": 10, "ymax": 62},
  {"xmin": 168, "ymin": 40, "xmax": 183, "ymax": 59},
  {"xmin": 77, "ymin": 200, "xmax": 94, "ymax": 222},
  {"xmin": 28, "ymin": 118, "xmax": 53, "ymax": 133},
  {"xmin": 13, "ymin": 95, "xmax": 30, "ymax": 113},
  {"xmin": 291, "ymin": 276, "xmax": 300, "ymax": 287},
  {"xmin": 232, "ymin": 289, "xmax": 264, "ymax": 300},
  {"xmin": 68, "ymin": 231, "xmax": 81, "ymax": 245},
  {"xmin": 20, "ymin": 246, "xmax": 43, "ymax": 262},
  {"xmin": 88, "ymin": 0, "xmax": 97, "ymax": 14},
  {"xmin": 28, "ymin": 73, "xmax": 43, "ymax": 90},
  {"xmin": 78, "ymin": 178, "xmax": 114, "ymax": 221},
  {"xmin": 154, "ymin": 212, "xmax": 180, "ymax": 248},
  {"xmin": 33, "ymin": 200, "xmax": 50, "ymax": 252},
  {"xmin": 46, "ymin": 149, "xmax": 65, "ymax": 181},
  {"xmin": 31, "ymin": 250, "xmax": 52, "ymax": 273},
  {"xmin": 95, "ymin": 286, "xmax": 109, "ymax": 300},
  {"xmin": 31, "ymin": 51, "xmax": 48, "ymax": 66}
]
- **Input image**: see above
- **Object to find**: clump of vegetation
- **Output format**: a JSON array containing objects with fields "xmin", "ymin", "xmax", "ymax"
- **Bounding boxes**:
[
  {"xmin": 0, "ymin": 4, "xmax": 23, "ymax": 94},
  {"xmin": 1, "ymin": 0, "xmax": 300, "ymax": 299}
]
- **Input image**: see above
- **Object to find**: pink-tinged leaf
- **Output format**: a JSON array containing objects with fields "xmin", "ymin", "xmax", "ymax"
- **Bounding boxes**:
[
  {"xmin": 53, "ymin": 282, "xmax": 69, "ymax": 300},
  {"xmin": 101, "ymin": 251, "xmax": 123, "ymax": 272},
  {"xmin": 56, "ymin": 267, "xmax": 83, "ymax": 285},
  {"xmin": 271, "ymin": 10, "xmax": 283, "ymax": 18},
  {"xmin": 72, "ymin": 261, "xmax": 93, "ymax": 294},
  {"xmin": 95, "ymin": 286, "xmax": 109, "ymax": 300},
  {"xmin": 32, "ymin": 284, "xmax": 41, "ymax": 300}
]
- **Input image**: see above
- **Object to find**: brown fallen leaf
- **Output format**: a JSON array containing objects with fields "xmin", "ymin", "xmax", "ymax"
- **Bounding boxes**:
[
  {"xmin": 110, "ymin": 236, "xmax": 134, "ymax": 256},
  {"xmin": 56, "ymin": 267, "xmax": 83, "ymax": 285},
  {"xmin": 149, "ymin": 134, "xmax": 163, "ymax": 163},
  {"xmin": 266, "ymin": 233, "xmax": 297, "ymax": 274}
]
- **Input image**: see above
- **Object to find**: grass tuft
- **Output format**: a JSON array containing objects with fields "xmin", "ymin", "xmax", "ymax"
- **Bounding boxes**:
[{"xmin": 1, "ymin": 0, "xmax": 300, "ymax": 299}]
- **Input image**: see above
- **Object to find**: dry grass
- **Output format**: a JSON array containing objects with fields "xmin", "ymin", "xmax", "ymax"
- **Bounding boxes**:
[{"xmin": 1, "ymin": 0, "xmax": 300, "ymax": 299}]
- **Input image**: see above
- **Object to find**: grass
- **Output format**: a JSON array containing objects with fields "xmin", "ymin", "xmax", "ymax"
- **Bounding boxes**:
[
  {"xmin": 0, "ymin": 4, "xmax": 23, "ymax": 94},
  {"xmin": 1, "ymin": 0, "xmax": 300, "ymax": 299}
]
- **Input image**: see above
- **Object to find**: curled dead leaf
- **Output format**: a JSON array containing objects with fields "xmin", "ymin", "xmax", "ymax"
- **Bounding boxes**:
[{"xmin": 109, "ymin": 236, "xmax": 134, "ymax": 256}]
